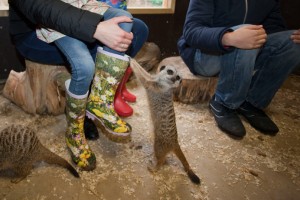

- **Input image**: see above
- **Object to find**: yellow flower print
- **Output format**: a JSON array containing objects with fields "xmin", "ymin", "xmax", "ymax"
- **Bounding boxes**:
[
  {"xmin": 80, "ymin": 152, "xmax": 90, "ymax": 159},
  {"xmin": 117, "ymin": 119, "xmax": 126, "ymax": 125},
  {"xmin": 92, "ymin": 109, "xmax": 104, "ymax": 118},
  {"xmin": 114, "ymin": 126, "xmax": 128, "ymax": 133},
  {"xmin": 77, "ymin": 161, "xmax": 86, "ymax": 167}
]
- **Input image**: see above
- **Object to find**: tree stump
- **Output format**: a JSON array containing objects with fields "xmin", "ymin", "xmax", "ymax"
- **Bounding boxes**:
[
  {"xmin": 157, "ymin": 57, "xmax": 218, "ymax": 104},
  {"xmin": 134, "ymin": 42, "xmax": 161, "ymax": 72},
  {"xmin": 3, "ymin": 60, "xmax": 70, "ymax": 115},
  {"xmin": 2, "ymin": 42, "xmax": 161, "ymax": 115}
]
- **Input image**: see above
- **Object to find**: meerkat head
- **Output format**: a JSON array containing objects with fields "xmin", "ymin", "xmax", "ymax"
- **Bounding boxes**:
[{"xmin": 158, "ymin": 65, "xmax": 182, "ymax": 89}]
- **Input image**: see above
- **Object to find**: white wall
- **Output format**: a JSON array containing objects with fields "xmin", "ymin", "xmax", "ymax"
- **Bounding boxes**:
[{"xmin": 0, "ymin": 0, "xmax": 8, "ymax": 10}]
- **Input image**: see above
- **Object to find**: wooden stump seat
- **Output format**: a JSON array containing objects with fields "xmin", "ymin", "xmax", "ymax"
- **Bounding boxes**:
[
  {"xmin": 3, "ymin": 60, "xmax": 70, "ymax": 115},
  {"xmin": 157, "ymin": 57, "xmax": 218, "ymax": 104}
]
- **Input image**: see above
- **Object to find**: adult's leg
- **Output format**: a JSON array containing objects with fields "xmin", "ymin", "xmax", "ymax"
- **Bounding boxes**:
[
  {"xmin": 15, "ymin": 32, "xmax": 66, "ymax": 65},
  {"xmin": 127, "ymin": 18, "xmax": 149, "ymax": 57},
  {"xmin": 247, "ymin": 30, "xmax": 300, "ymax": 108},
  {"xmin": 192, "ymin": 24, "xmax": 260, "ymax": 138},
  {"xmin": 236, "ymin": 30, "xmax": 300, "ymax": 135},
  {"xmin": 193, "ymin": 46, "xmax": 259, "ymax": 109}
]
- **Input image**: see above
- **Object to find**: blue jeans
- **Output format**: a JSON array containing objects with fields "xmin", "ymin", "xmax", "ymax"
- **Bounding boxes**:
[
  {"xmin": 15, "ymin": 8, "xmax": 148, "ymax": 95},
  {"xmin": 194, "ymin": 29, "xmax": 300, "ymax": 109}
]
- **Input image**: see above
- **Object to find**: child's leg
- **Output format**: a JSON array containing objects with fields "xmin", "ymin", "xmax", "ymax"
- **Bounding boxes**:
[
  {"xmin": 54, "ymin": 36, "xmax": 96, "ymax": 170},
  {"xmin": 55, "ymin": 36, "xmax": 95, "ymax": 95}
]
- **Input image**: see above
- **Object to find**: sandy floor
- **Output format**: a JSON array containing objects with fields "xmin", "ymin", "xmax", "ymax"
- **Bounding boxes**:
[{"xmin": 0, "ymin": 75, "xmax": 299, "ymax": 200}]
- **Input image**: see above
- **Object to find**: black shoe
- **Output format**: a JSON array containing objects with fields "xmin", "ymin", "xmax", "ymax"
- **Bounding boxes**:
[
  {"xmin": 237, "ymin": 101, "xmax": 279, "ymax": 135},
  {"xmin": 84, "ymin": 116, "xmax": 99, "ymax": 140},
  {"xmin": 209, "ymin": 96, "xmax": 246, "ymax": 138}
]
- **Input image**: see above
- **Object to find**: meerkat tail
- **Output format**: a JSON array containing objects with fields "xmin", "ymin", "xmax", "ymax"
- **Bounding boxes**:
[
  {"xmin": 40, "ymin": 145, "xmax": 80, "ymax": 178},
  {"xmin": 174, "ymin": 146, "xmax": 201, "ymax": 185}
]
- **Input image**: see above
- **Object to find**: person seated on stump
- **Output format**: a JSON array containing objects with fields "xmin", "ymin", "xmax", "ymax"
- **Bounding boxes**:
[
  {"xmin": 8, "ymin": 0, "xmax": 148, "ymax": 170},
  {"xmin": 178, "ymin": 0, "xmax": 300, "ymax": 138}
]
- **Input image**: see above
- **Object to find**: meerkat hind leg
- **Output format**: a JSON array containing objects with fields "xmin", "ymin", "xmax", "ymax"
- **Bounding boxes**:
[{"xmin": 174, "ymin": 145, "xmax": 201, "ymax": 185}]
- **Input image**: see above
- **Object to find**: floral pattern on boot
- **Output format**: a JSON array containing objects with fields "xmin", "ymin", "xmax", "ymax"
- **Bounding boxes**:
[
  {"xmin": 66, "ymin": 91, "xmax": 96, "ymax": 171},
  {"xmin": 86, "ymin": 49, "xmax": 131, "ymax": 142}
]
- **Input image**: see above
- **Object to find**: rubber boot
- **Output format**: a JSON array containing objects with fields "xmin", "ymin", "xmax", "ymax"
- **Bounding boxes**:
[
  {"xmin": 86, "ymin": 47, "xmax": 132, "ymax": 143},
  {"xmin": 65, "ymin": 79, "xmax": 96, "ymax": 171},
  {"xmin": 121, "ymin": 67, "xmax": 136, "ymax": 102},
  {"xmin": 114, "ymin": 67, "xmax": 134, "ymax": 117}
]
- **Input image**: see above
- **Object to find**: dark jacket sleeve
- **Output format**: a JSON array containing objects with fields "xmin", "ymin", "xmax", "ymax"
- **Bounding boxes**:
[
  {"xmin": 262, "ymin": 1, "xmax": 287, "ymax": 34},
  {"xmin": 8, "ymin": 0, "xmax": 103, "ymax": 42},
  {"xmin": 183, "ymin": 0, "xmax": 232, "ymax": 53}
]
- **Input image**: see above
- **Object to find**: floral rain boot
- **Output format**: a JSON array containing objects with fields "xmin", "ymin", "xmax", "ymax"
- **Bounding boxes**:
[
  {"xmin": 65, "ymin": 79, "xmax": 96, "ymax": 170},
  {"xmin": 86, "ymin": 47, "xmax": 132, "ymax": 143}
]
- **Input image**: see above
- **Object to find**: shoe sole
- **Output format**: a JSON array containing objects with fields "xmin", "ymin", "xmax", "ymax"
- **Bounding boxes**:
[{"xmin": 86, "ymin": 111, "xmax": 131, "ymax": 143}]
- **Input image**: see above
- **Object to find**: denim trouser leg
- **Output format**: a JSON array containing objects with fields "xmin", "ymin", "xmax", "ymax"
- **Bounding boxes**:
[
  {"xmin": 55, "ymin": 37, "xmax": 95, "ymax": 95},
  {"xmin": 194, "ymin": 48, "xmax": 259, "ymax": 109},
  {"xmin": 216, "ymin": 48, "xmax": 260, "ymax": 109},
  {"xmin": 247, "ymin": 30, "xmax": 300, "ymax": 108},
  {"xmin": 193, "ymin": 30, "xmax": 300, "ymax": 109}
]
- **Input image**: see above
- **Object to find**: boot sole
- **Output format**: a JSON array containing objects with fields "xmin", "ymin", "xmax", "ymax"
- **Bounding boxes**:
[{"xmin": 86, "ymin": 111, "xmax": 131, "ymax": 143}]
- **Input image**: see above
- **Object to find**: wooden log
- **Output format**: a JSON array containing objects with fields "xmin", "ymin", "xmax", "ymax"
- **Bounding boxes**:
[
  {"xmin": 3, "ymin": 60, "xmax": 70, "ymax": 115},
  {"xmin": 2, "ymin": 42, "xmax": 161, "ymax": 115},
  {"xmin": 157, "ymin": 57, "xmax": 218, "ymax": 104},
  {"xmin": 134, "ymin": 42, "xmax": 161, "ymax": 72}
]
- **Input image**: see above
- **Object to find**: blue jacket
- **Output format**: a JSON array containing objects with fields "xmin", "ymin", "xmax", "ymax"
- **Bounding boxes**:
[{"xmin": 177, "ymin": 0, "xmax": 287, "ymax": 74}]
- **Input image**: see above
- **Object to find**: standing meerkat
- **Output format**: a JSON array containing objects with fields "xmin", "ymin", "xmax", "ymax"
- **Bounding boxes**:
[
  {"xmin": 130, "ymin": 59, "xmax": 200, "ymax": 185},
  {"xmin": 0, "ymin": 124, "xmax": 79, "ymax": 183}
]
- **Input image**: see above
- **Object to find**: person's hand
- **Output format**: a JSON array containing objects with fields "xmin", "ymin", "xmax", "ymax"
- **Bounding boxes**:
[
  {"xmin": 93, "ymin": 16, "xmax": 134, "ymax": 52},
  {"xmin": 222, "ymin": 25, "xmax": 267, "ymax": 49},
  {"xmin": 291, "ymin": 29, "xmax": 300, "ymax": 44}
]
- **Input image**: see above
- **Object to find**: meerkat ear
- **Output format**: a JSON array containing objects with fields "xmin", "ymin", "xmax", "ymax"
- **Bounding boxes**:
[{"xmin": 160, "ymin": 65, "xmax": 166, "ymax": 71}]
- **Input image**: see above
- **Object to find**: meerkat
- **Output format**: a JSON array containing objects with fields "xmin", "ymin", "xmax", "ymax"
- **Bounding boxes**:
[
  {"xmin": 0, "ymin": 124, "xmax": 79, "ymax": 183},
  {"xmin": 130, "ymin": 59, "xmax": 201, "ymax": 185}
]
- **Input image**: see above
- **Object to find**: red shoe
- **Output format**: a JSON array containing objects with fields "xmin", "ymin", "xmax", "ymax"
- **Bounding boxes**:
[
  {"xmin": 114, "ymin": 67, "xmax": 134, "ymax": 117},
  {"xmin": 121, "ymin": 67, "xmax": 136, "ymax": 102}
]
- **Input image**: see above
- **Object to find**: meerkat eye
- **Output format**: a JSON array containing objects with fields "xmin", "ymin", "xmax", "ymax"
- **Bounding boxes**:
[
  {"xmin": 176, "ymin": 75, "xmax": 181, "ymax": 80},
  {"xmin": 167, "ymin": 69, "xmax": 174, "ymax": 75},
  {"xmin": 160, "ymin": 66, "xmax": 166, "ymax": 71}
]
